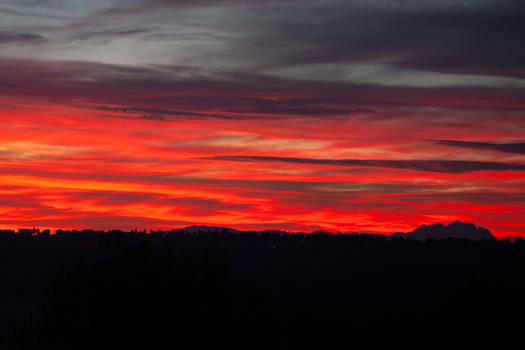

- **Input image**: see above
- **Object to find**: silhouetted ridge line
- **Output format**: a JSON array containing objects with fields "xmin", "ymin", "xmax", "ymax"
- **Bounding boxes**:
[
  {"xmin": 392, "ymin": 220, "xmax": 495, "ymax": 240},
  {"xmin": 0, "ymin": 222, "xmax": 500, "ymax": 240}
]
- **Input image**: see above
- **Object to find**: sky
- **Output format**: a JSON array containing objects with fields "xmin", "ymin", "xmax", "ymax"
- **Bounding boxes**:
[{"xmin": 0, "ymin": 0, "xmax": 524, "ymax": 237}]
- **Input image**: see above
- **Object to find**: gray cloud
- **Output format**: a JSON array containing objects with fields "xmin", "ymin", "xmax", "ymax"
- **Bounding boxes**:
[
  {"xmin": 206, "ymin": 155, "xmax": 525, "ymax": 173},
  {"xmin": 0, "ymin": 31, "xmax": 45, "ymax": 44},
  {"xmin": 435, "ymin": 140, "xmax": 525, "ymax": 155},
  {"xmin": 392, "ymin": 192, "xmax": 525, "ymax": 205},
  {"xmin": 228, "ymin": 0, "xmax": 525, "ymax": 79},
  {"xmin": 3, "ymin": 0, "xmax": 525, "ymax": 81},
  {"xmin": 2, "ymin": 59, "xmax": 525, "ymax": 120},
  {"xmin": 90, "ymin": 105, "xmax": 244, "ymax": 120},
  {"xmin": 73, "ymin": 27, "xmax": 156, "ymax": 41}
]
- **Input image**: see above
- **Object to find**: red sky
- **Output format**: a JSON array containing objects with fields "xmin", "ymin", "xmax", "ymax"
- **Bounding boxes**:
[{"xmin": 1, "ymin": 1, "xmax": 524, "ymax": 237}]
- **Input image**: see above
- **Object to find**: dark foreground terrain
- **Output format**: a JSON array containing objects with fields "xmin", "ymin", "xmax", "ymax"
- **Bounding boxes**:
[{"xmin": 1, "ymin": 230, "xmax": 525, "ymax": 349}]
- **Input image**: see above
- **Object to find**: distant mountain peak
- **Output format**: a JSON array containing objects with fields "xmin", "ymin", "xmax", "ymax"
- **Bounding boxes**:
[{"xmin": 394, "ymin": 221, "xmax": 494, "ymax": 241}]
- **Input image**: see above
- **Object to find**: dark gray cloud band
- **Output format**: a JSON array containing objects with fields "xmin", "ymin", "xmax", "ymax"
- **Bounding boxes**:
[
  {"xmin": 90, "ymin": 105, "xmax": 244, "ymax": 120},
  {"xmin": 2, "ymin": 59, "xmax": 525, "ymax": 118},
  {"xmin": 435, "ymin": 140, "xmax": 525, "ymax": 155},
  {"xmin": 206, "ymin": 155, "xmax": 525, "ymax": 173},
  {"xmin": 200, "ymin": 0, "xmax": 525, "ymax": 82},
  {"xmin": 0, "ymin": 31, "xmax": 45, "ymax": 44}
]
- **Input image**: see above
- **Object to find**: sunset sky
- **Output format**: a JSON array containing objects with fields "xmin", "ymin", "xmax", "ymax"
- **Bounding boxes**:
[{"xmin": 1, "ymin": 0, "xmax": 524, "ymax": 237}]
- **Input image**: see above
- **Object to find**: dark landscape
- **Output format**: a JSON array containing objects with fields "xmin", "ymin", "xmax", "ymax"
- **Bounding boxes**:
[{"xmin": 2, "ymin": 222, "xmax": 524, "ymax": 349}]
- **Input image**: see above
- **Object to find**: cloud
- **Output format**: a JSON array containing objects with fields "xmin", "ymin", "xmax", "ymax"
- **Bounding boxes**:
[
  {"xmin": 72, "ymin": 27, "xmax": 156, "ymax": 41},
  {"xmin": 435, "ymin": 140, "xmax": 525, "ymax": 155},
  {"xmin": 228, "ymin": 0, "xmax": 525, "ymax": 80},
  {"xmin": 2, "ymin": 59, "xmax": 525, "ymax": 119},
  {"xmin": 0, "ymin": 31, "xmax": 46, "ymax": 44},
  {"xmin": 90, "ymin": 105, "xmax": 244, "ymax": 120},
  {"xmin": 206, "ymin": 155, "xmax": 525, "ymax": 173},
  {"xmin": 393, "ymin": 192, "xmax": 525, "ymax": 206},
  {"xmin": 3, "ymin": 0, "xmax": 525, "ymax": 82}
]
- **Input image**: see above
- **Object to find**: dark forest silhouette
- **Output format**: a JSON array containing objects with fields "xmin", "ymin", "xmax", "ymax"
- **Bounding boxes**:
[{"xmin": 1, "ymin": 226, "xmax": 525, "ymax": 349}]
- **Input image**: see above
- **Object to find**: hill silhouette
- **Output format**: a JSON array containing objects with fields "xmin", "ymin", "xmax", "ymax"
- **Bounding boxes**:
[{"xmin": 392, "ymin": 220, "xmax": 495, "ymax": 240}]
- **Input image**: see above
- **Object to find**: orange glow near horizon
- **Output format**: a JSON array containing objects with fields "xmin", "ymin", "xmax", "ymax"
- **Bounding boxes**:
[{"xmin": 1, "ymin": 100, "xmax": 524, "ymax": 239}]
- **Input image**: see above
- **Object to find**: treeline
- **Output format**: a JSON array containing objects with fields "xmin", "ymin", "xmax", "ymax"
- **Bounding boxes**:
[{"xmin": 3, "ymin": 232, "xmax": 525, "ymax": 349}]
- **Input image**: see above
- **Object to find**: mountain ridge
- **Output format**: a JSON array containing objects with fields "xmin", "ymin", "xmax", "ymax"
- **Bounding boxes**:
[{"xmin": 392, "ymin": 220, "xmax": 494, "ymax": 240}]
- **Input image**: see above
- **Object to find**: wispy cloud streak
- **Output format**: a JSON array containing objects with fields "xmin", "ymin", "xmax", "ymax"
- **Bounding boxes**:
[
  {"xmin": 207, "ymin": 155, "xmax": 525, "ymax": 173},
  {"xmin": 435, "ymin": 140, "xmax": 525, "ymax": 155}
]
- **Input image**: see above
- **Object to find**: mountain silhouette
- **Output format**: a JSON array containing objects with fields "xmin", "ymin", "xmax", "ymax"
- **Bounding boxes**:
[{"xmin": 392, "ymin": 221, "xmax": 494, "ymax": 240}]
